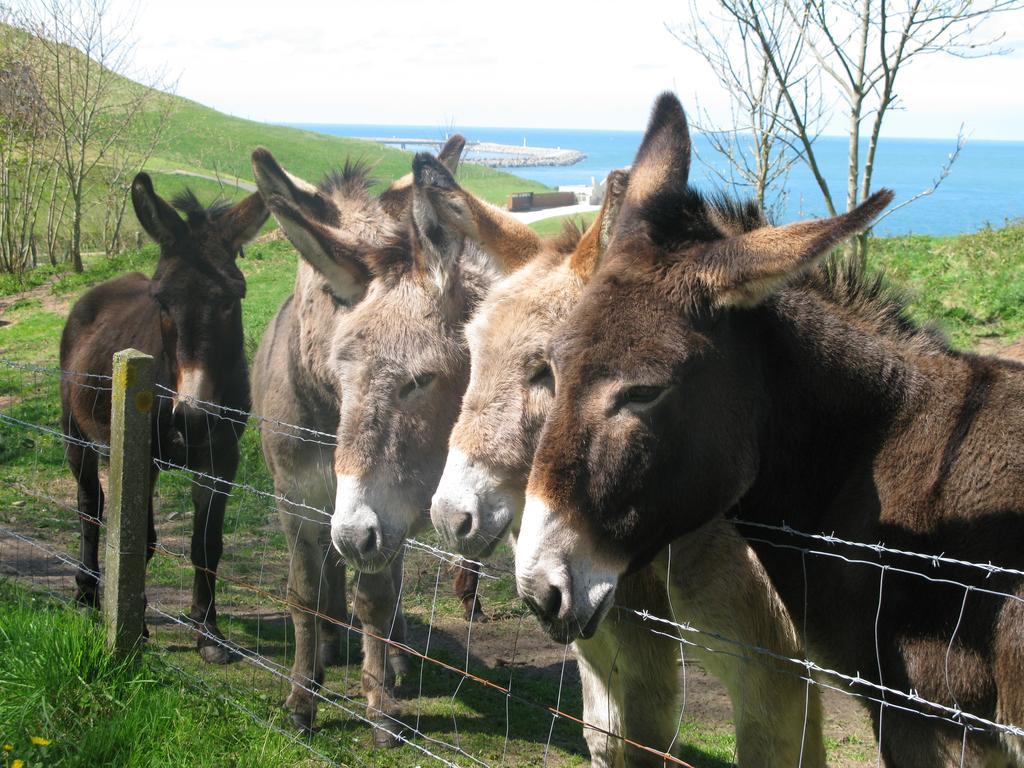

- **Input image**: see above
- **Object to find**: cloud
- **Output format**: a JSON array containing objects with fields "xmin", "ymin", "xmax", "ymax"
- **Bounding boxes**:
[{"xmin": 111, "ymin": 0, "xmax": 1024, "ymax": 138}]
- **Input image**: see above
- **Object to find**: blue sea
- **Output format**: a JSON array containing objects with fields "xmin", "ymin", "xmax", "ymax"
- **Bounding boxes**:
[{"xmin": 288, "ymin": 123, "xmax": 1024, "ymax": 237}]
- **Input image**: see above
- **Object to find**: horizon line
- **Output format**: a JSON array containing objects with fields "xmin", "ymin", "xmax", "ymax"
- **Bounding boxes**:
[{"xmin": 274, "ymin": 120, "xmax": 1022, "ymax": 144}]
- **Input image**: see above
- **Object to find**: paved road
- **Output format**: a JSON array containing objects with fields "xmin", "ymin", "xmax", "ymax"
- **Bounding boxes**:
[{"xmin": 166, "ymin": 169, "xmax": 257, "ymax": 192}]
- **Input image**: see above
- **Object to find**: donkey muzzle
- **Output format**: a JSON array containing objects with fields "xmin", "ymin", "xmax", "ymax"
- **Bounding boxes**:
[
  {"xmin": 331, "ymin": 474, "xmax": 404, "ymax": 573},
  {"xmin": 430, "ymin": 449, "xmax": 516, "ymax": 558},
  {"xmin": 515, "ymin": 494, "xmax": 619, "ymax": 643}
]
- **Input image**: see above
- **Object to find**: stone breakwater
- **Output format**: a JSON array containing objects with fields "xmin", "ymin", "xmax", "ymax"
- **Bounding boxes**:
[
  {"xmin": 468, "ymin": 142, "xmax": 585, "ymax": 168},
  {"xmin": 358, "ymin": 137, "xmax": 586, "ymax": 168}
]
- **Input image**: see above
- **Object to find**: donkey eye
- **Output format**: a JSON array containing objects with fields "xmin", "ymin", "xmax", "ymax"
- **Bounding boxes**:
[
  {"xmin": 528, "ymin": 363, "xmax": 554, "ymax": 390},
  {"xmin": 620, "ymin": 385, "xmax": 668, "ymax": 409},
  {"xmin": 399, "ymin": 372, "xmax": 437, "ymax": 399}
]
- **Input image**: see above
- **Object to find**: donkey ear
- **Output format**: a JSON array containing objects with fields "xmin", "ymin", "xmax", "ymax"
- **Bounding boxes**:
[
  {"xmin": 252, "ymin": 148, "xmax": 370, "ymax": 304},
  {"xmin": 615, "ymin": 92, "xmax": 692, "ymax": 242},
  {"xmin": 218, "ymin": 192, "xmax": 269, "ymax": 255},
  {"xmin": 437, "ymin": 133, "xmax": 466, "ymax": 173},
  {"xmin": 410, "ymin": 152, "xmax": 468, "ymax": 292},
  {"xmin": 570, "ymin": 169, "xmax": 630, "ymax": 278},
  {"xmin": 251, "ymin": 147, "xmax": 330, "ymax": 218},
  {"xmin": 699, "ymin": 189, "xmax": 895, "ymax": 307},
  {"xmin": 379, "ymin": 134, "xmax": 467, "ymax": 220},
  {"xmin": 412, "ymin": 152, "xmax": 542, "ymax": 275},
  {"xmin": 132, "ymin": 173, "xmax": 186, "ymax": 246}
]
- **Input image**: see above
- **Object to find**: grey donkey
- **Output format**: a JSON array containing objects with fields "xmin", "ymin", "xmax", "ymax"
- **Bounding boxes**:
[{"xmin": 251, "ymin": 138, "xmax": 493, "ymax": 743}]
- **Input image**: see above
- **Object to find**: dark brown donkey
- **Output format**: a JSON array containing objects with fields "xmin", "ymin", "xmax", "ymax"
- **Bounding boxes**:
[
  {"xmin": 518, "ymin": 92, "xmax": 1024, "ymax": 766},
  {"xmin": 61, "ymin": 174, "xmax": 267, "ymax": 663}
]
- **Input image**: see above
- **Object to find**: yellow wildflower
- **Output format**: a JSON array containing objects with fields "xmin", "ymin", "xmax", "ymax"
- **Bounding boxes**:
[
  {"xmin": 30, "ymin": 736, "xmax": 51, "ymax": 746},
  {"xmin": 12, "ymin": 759, "xmax": 24, "ymax": 768},
  {"xmin": 2, "ymin": 743, "xmax": 12, "ymax": 751}
]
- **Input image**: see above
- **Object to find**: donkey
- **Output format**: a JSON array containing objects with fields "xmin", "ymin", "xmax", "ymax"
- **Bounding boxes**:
[
  {"xmin": 60, "ymin": 173, "xmax": 267, "ymax": 663},
  {"xmin": 250, "ymin": 138, "xmax": 492, "ymax": 741},
  {"xmin": 422, "ymin": 157, "xmax": 825, "ymax": 766},
  {"xmin": 518, "ymin": 92, "xmax": 1024, "ymax": 767}
]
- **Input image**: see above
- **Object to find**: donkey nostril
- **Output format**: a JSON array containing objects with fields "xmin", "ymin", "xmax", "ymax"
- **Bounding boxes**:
[
  {"xmin": 537, "ymin": 583, "xmax": 562, "ymax": 619},
  {"xmin": 358, "ymin": 526, "xmax": 378, "ymax": 555},
  {"xmin": 453, "ymin": 513, "xmax": 473, "ymax": 540}
]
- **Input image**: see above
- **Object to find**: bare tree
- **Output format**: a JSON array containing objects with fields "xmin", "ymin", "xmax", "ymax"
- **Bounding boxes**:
[
  {"xmin": 100, "ymin": 92, "xmax": 174, "ymax": 255},
  {"xmin": 0, "ymin": 13, "xmax": 56, "ymax": 273},
  {"xmin": 676, "ymin": 0, "xmax": 1023, "ymax": 264},
  {"xmin": 22, "ymin": 0, "xmax": 168, "ymax": 271},
  {"xmin": 668, "ymin": 0, "xmax": 824, "ymax": 220},
  {"xmin": 41, "ymin": 155, "xmax": 70, "ymax": 265}
]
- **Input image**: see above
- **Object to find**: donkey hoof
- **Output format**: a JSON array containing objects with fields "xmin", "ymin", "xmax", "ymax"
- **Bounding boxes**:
[
  {"xmin": 290, "ymin": 710, "xmax": 315, "ymax": 735},
  {"xmin": 199, "ymin": 643, "xmax": 233, "ymax": 665},
  {"xmin": 462, "ymin": 598, "xmax": 487, "ymax": 622},
  {"xmin": 372, "ymin": 721, "xmax": 402, "ymax": 748}
]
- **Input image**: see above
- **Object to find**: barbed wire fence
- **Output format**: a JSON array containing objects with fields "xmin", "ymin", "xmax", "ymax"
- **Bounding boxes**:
[{"xmin": 1, "ymin": 352, "xmax": 1022, "ymax": 767}]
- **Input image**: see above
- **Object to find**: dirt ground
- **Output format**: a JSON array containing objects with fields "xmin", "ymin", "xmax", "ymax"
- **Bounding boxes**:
[{"xmin": 0, "ymin": 275, "xmax": 75, "ymax": 322}]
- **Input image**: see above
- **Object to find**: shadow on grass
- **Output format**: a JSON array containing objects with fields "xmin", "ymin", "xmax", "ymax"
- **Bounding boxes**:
[{"xmin": 153, "ymin": 610, "xmax": 731, "ymax": 768}]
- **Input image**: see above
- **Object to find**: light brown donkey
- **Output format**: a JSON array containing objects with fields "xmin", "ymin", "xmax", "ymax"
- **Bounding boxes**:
[
  {"xmin": 423, "ymin": 158, "xmax": 826, "ymax": 766},
  {"xmin": 251, "ymin": 138, "xmax": 493, "ymax": 742}
]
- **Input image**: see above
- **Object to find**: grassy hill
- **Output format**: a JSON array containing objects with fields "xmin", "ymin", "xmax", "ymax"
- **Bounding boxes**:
[
  {"xmin": 121, "ymin": 93, "xmax": 549, "ymax": 254},
  {"xmin": 145, "ymin": 93, "xmax": 549, "ymax": 205}
]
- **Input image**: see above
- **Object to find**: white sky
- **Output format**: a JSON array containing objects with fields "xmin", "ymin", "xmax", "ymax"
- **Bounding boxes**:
[{"xmin": 115, "ymin": 0, "xmax": 1024, "ymax": 140}]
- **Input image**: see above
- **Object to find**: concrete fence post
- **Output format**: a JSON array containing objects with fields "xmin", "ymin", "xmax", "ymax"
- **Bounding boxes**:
[{"xmin": 104, "ymin": 348, "xmax": 153, "ymax": 658}]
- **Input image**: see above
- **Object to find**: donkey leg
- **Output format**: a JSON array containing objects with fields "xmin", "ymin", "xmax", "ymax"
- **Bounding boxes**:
[
  {"xmin": 386, "ymin": 555, "xmax": 409, "ymax": 681},
  {"xmin": 874, "ymin": 707, "xmax": 977, "ymax": 768},
  {"xmin": 452, "ymin": 561, "xmax": 486, "ymax": 621},
  {"xmin": 995, "ymin": 587, "xmax": 1024, "ymax": 767},
  {"xmin": 69, "ymin": 433, "xmax": 104, "ymax": 608},
  {"xmin": 352, "ymin": 553, "xmax": 407, "ymax": 748},
  {"xmin": 574, "ymin": 628, "xmax": 626, "ymax": 768},
  {"xmin": 316, "ymin": 547, "xmax": 348, "ymax": 667},
  {"xmin": 614, "ymin": 570, "xmax": 684, "ymax": 768},
  {"xmin": 281, "ymin": 513, "xmax": 334, "ymax": 733},
  {"xmin": 188, "ymin": 441, "xmax": 238, "ymax": 664},
  {"xmin": 619, "ymin": 634, "xmax": 683, "ymax": 767},
  {"xmin": 660, "ymin": 520, "xmax": 827, "ymax": 768}
]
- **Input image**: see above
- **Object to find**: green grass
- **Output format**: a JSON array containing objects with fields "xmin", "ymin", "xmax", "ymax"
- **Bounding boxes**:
[
  {"xmin": 0, "ymin": 579, "xmax": 337, "ymax": 768},
  {"xmin": 528, "ymin": 212, "xmax": 597, "ymax": 237},
  {"xmin": 871, "ymin": 223, "xmax": 1024, "ymax": 348}
]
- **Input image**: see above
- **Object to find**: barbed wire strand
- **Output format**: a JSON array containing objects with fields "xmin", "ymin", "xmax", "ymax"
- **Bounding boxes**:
[
  {"xmin": 632, "ymin": 609, "xmax": 1024, "ymax": 739},
  {"xmin": 730, "ymin": 518, "xmax": 1024, "ymax": 580}
]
